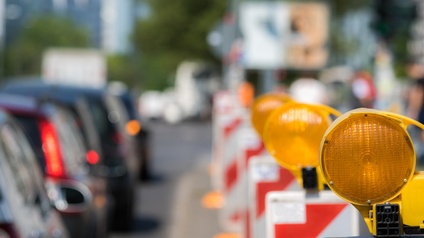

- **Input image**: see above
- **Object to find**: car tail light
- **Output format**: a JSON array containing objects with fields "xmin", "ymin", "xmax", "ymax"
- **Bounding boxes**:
[
  {"xmin": 0, "ymin": 223, "xmax": 19, "ymax": 238},
  {"xmin": 126, "ymin": 120, "xmax": 141, "ymax": 136},
  {"xmin": 113, "ymin": 132, "xmax": 123, "ymax": 144},
  {"xmin": 39, "ymin": 120, "xmax": 65, "ymax": 178},
  {"xmin": 86, "ymin": 150, "xmax": 100, "ymax": 165}
]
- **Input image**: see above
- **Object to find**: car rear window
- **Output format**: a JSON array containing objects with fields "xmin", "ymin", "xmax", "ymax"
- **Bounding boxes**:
[
  {"xmin": 13, "ymin": 115, "xmax": 46, "ymax": 170},
  {"xmin": 85, "ymin": 97, "xmax": 115, "ymax": 140},
  {"xmin": 0, "ymin": 125, "xmax": 35, "ymax": 204},
  {"xmin": 14, "ymin": 110, "xmax": 87, "ymax": 177},
  {"xmin": 51, "ymin": 108, "xmax": 87, "ymax": 177}
]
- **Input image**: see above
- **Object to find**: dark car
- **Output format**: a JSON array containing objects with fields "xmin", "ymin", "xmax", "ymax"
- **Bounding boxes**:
[
  {"xmin": 108, "ymin": 83, "xmax": 152, "ymax": 180},
  {"xmin": 2, "ymin": 80, "xmax": 139, "ymax": 231},
  {"xmin": 0, "ymin": 109, "xmax": 69, "ymax": 238},
  {"xmin": 0, "ymin": 93, "xmax": 109, "ymax": 237}
]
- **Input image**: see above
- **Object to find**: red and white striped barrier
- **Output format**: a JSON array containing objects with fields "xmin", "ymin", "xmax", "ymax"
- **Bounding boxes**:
[
  {"xmin": 210, "ymin": 90, "xmax": 241, "ymax": 192},
  {"xmin": 265, "ymin": 191, "xmax": 371, "ymax": 238},
  {"xmin": 211, "ymin": 91, "xmax": 247, "ymax": 232},
  {"xmin": 218, "ymin": 112, "xmax": 244, "ymax": 232},
  {"xmin": 233, "ymin": 126, "xmax": 267, "ymax": 236},
  {"xmin": 245, "ymin": 156, "xmax": 299, "ymax": 238},
  {"xmin": 219, "ymin": 111, "xmax": 265, "ymax": 232}
]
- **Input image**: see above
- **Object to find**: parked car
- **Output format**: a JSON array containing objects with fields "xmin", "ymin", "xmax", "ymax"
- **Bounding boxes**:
[
  {"xmin": 2, "ymin": 80, "xmax": 139, "ymax": 231},
  {"xmin": 0, "ymin": 109, "xmax": 69, "ymax": 238},
  {"xmin": 108, "ymin": 82, "xmax": 152, "ymax": 180},
  {"xmin": 0, "ymin": 93, "xmax": 109, "ymax": 237}
]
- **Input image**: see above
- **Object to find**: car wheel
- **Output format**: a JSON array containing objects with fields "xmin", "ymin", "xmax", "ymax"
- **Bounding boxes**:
[{"xmin": 112, "ymin": 189, "xmax": 135, "ymax": 232}]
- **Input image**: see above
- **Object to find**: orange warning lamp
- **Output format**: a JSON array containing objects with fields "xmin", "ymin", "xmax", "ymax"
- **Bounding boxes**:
[
  {"xmin": 320, "ymin": 108, "xmax": 424, "ymax": 236},
  {"xmin": 250, "ymin": 93, "xmax": 292, "ymax": 139},
  {"xmin": 263, "ymin": 102, "xmax": 341, "ymax": 190}
]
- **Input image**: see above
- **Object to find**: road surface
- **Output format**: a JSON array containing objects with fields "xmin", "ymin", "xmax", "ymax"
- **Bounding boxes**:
[{"xmin": 111, "ymin": 120, "xmax": 222, "ymax": 238}]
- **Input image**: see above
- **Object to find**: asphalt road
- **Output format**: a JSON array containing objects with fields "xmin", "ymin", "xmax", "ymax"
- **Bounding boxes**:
[{"xmin": 111, "ymin": 120, "xmax": 221, "ymax": 238}]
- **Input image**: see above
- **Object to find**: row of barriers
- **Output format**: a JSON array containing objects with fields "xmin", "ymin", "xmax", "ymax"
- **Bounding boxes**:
[{"xmin": 208, "ymin": 90, "xmax": 371, "ymax": 238}]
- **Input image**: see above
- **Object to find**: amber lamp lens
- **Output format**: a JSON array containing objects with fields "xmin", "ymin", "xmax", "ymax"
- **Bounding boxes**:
[
  {"xmin": 321, "ymin": 113, "xmax": 415, "ymax": 205},
  {"xmin": 251, "ymin": 93, "xmax": 292, "ymax": 138},
  {"xmin": 264, "ymin": 103, "xmax": 332, "ymax": 171}
]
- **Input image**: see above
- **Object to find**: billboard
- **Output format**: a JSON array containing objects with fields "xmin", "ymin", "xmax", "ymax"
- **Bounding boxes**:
[{"xmin": 239, "ymin": 2, "xmax": 329, "ymax": 70}]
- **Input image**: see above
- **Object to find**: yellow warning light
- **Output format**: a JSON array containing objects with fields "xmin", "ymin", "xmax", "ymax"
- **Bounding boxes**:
[
  {"xmin": 318, "ymin": 108, "xmax": 424, "ymax": 236},
  {"xmin": 263, "ymin": 102, "xmax": 341, "ymax": 172},
  {"xmin": 319, "ymin": 108, "xmax": 424, "ymax": 236},
  {"xmin": 126, "ymin": 120, "xmax": 141, "ymax": 136},
  {"xmin": 320, "ymin": 108, "xmax": 417, "ymax": 206},
  {"xmin": 250, "ymin": 93, "xmax": 292, "ymax": 138}
]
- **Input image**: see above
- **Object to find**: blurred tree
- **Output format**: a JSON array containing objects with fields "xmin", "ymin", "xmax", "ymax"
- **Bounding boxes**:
[
  {"xmin": 5, "ymin": 15, "xmax": 89, "ymax": 77},
  {"xmin": 331, "ymin": 0, "xmax": 373, "ymax": 18},
  {"xmin": 133, "ymin": 0, "xmax": 226, "ymax": 91},
  {"xmin": 370, "ymin": 0, "xmax": 417, "ymax": 77},
  {"xmin": 107, "ymin": 54, "xmax": 141, "ymax": 90}
]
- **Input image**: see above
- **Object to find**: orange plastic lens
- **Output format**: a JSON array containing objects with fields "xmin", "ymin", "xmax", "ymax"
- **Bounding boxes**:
[
  {"xmin": 251, "ymin": 93, "xmax": 292, "ymax": 138},
  {"xmin": 126, "ymin": 120, "xmax": 141, "ymax": 136},
  {"xmin": 321, "ymin": 113, "xmax": 415, "ymax": 205},
  {"xmin": 264, "ymin": 103, "xmax": 332, "ymax": 170}
]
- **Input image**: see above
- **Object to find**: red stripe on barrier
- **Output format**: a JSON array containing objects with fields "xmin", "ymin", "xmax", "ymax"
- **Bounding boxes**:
[
  {"xmin": 224, "ymin": 158, "xmax": 238, "ymax": 192},
  {"xmin": 245, "ymin": 209, "xmax": 251, "ymax": 238},
  {"xmin": 230, "ymin": 209, "xmax": 242, "ymax": 222},
  {"xmin": 274, "ymin": 204, "xmax": 347, "ymax": 238},
  {"xmin": 223, "ymin": 117, "xmax": 243, "ymax": 139},
  {"xmin": 256, "ymin": 168, "xmax": 295, "ymax": 218},
  {"xmin": 244, "ymin": 142, "xmax": 265, "ymax": 170}
]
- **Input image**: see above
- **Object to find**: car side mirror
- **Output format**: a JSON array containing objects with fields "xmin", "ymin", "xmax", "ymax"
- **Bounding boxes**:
[{"xmin": 45, "ymin": 179, "xmax": 92, "ymax": 214}]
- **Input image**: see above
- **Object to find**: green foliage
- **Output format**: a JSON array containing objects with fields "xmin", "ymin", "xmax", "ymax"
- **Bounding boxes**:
[
  {"xmin": 5, "ymin": 15, "xmax": 89, "ymax": 77},
  {"xmin": 133, "ymin": 0, "xmax": 226, "ymax": 91},
  {"xmin": 331, "ymin": 0, "xmax": 373, "ymax": 18},
  {"xmin": 370, "ymin": 0, "xmax": 418, "ymax": 78},
  {"xmin": 107, "ymin": 54, "xmax": 144, "ymax": 90}
]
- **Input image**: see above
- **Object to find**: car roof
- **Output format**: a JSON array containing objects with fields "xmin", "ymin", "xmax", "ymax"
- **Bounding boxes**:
[
  {"xmin": 0, "ymin": 93, "xmax": 43, "ymax": 115},
  {"xmin": 2, "ymin": 78, "xmax": 107, "ymax": 104}
]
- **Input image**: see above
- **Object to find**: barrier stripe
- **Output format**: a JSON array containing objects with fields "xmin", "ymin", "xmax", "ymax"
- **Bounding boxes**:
[
  {"xmin": 245, "ymin": 210, "xmax": 251, "ymax": 238},
  {"xmin": 230, "ymin": 210, "xmax": 242, "ymax": 223},
  {"xmin": 274, "ymin": 204, "xmax": 348, "ymax": 238},
  {"xmin": 224, "ymin": 158, "xmax": 238, "ymax": 193},
  {"xmin": 223, "ymin": 118, "xmax": 243, "ymax": 139},
  {"xmin": 244, "ymin": 142, "xmax": 265, "ymax": 170},
  {"xmin": 256, "ymin": 168, "xmax": 294, "ymax": 218}
]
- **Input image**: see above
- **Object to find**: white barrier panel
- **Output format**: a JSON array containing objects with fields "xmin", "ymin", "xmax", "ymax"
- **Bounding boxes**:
[
  {"xmin": 245, "ymin": 156, "xmax": 299, "ymax": 238},
  {"xmin": 232, "ymin": 126, "xmax": 267, "ymax": 237},
  {"xmin": 265, "ymin": 191, "xmax": 371, "ymax": 238},
  {"xmin": 219, "ymin": 110, "xmax": 264, "ymax": 232},
  {"xmin": 211, "ymin": 91, "xmax": 239, "ymax": 192},
  {"xmin": 217, "ymin": 108, "xmax": 246, "ymax": 232}
]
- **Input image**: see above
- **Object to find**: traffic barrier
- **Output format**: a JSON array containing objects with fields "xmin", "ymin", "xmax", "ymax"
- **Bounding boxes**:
[
  {"xmin": 245, "ymin": 156, "xmax": 299, "ymax": 238},
  {"xmin": 211, "ymin": 91, "xmax": 247, "ymax": 232},
  {"xmin": 232, "ymin": 126, "xmax": 267, "ymax": 237},
  {"xmin": 265, "ymin": 190, "xmax": 370, "ymax": 238},
  {"xmin": 210, "ymin": 90, "xmax": 240, "ymax": 192},
  {"xmin": 215, "ymin": 110, "xmax": 268, "ymax": 233}
]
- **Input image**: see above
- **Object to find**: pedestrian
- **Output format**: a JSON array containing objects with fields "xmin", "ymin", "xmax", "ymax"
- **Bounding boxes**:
[
  {"xmin": 350, "ymin": 70, "xmax": 376, "ymax": 109},
  {"xmin": 405, "ymin": 59, "xmax": 424, "ymax": 123},
  {"xmin": 405, "ymin": 58, "xmax": 424, "ymax": 166}
]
